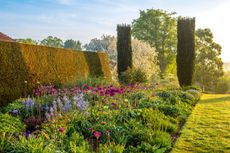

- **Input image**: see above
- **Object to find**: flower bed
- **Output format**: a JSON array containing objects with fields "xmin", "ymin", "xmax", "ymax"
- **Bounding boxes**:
[{"xmin": 0, "ymin": 84, "xmax": 201, "ymax": 153}]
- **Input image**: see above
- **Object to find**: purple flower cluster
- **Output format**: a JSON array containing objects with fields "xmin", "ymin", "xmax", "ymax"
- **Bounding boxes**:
[
  {"xmin": 33, "ymin": 85, "xmax": 81, "ymax": 97},
  {"xmin": 73, "ymin": 93, "xmax": 89, "ymax": 111},
  {"xmin": 87, "ymin": 85, "xmax": 126, "ymax": 97},
  {"xmin": 22, "ymin": 97, "xmax": 35, "ymax": 110}
]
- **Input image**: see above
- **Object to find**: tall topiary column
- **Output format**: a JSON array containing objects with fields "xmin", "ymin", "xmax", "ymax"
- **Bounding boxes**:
[
  {"xmin": 177, "ymin": 17, "xmax": 195, "ymax": 87},
  {"xmin": 117, "ymin": 24, "xmax": 132, "ymax": 80}
]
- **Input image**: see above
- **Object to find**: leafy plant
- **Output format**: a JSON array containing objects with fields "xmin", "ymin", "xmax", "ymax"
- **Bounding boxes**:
[
  {"xmin": 120, "ymin": 68, "xmax": 147, "ymax": 84},
  {"xmin": 0, "ymin": 114, "xmax": 25, "ymax": 133}
]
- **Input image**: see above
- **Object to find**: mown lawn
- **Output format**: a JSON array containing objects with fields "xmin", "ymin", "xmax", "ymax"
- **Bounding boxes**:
[{"xmin": 172, "ymin": 94, "xmax": 230, "ymax": 153}]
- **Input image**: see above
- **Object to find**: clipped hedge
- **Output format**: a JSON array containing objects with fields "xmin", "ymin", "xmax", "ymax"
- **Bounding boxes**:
[{"xmin": 0, "ymin": 41, "xmax": 112, "ymax": 106}]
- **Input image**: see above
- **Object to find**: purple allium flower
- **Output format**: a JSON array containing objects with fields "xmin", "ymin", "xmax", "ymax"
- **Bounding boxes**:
[
  {"xmin": 23, "ymin": 130, "xmax": 30, "ymax": 139},
  {"xmin": 12, "ymin": 109, "xmax": 18, "ymax": 115}
]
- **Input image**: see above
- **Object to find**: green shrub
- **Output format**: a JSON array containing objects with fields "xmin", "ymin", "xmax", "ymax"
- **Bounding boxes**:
[
  {"xmin": 126, "ymin": 131, "xmax": 172, "ymax": 153},
  {"xmin": 65, "ymin": 132, "xmax": 91, "ymax": 153},
  {"xmin": 9, "ymin": 135, "xmax": 58, "ymax": 153},
  {"xmin": 179, "ymin": 91, "xmax": 195, "ymax": 105},
  {"xmin": 0, "ymin": 114, "xmax": 25, "ymax": 133},
  {"xmin": 119, "ymin": 68, "xmax": 147, "ymax": 84},
  {"xmin": 100, "ymin": 143, "xmax": 125, "ymax": 153},
  {"xmin": 0, "ymin": 99, "xmax": 24, "ymax": 114},
  {"xmin": 158, "ymin": 105, "xmax": 179, "ymax": 117},
  {"xmin": 215, "ymin": 77, "xmax": 230, "ymax": 94},
  {"xmin": 141, "ymin": 108, "xmax": 177, "ymax": 133}
]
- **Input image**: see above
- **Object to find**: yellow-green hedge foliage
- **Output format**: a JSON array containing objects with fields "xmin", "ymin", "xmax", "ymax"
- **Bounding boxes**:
[{"xmin": 0, "ymin": 41, "xmax": 112, "ymax": 106}]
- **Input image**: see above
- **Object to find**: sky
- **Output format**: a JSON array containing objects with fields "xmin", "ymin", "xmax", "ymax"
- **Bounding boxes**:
[{"xmin": 0, "ymin": 0, "xmax": 230, "ymax": 62}]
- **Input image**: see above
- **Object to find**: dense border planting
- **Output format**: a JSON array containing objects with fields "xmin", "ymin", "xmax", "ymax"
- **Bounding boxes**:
[
  {"xmin": 0, "ymin": 41, "xmax": 112, "ymax": 106},
  {"xmin": 0, "ymin": 83, "xmax": 201, "ymax": 152}
]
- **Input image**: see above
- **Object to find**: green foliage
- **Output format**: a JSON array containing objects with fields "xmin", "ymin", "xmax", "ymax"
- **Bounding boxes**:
[
  {"xmin": 84, "ymin": 35, "xmax": 111, "ymax": 51},
  {"xmin": 126, "ymin": 131, "xmax": 172, "ymax": 153},
  {"xmin": 9, "ymin": 135, "xmax": 57, "ymax": 153},
  {"xmin": 119, "ymin": 68, "xmax": 147, "ymax": 84},
  {"xmin": 141, "ymin": 108, "xmax": 177, "ymax": 133},
  {"xmin": 16, "ymin": 38, "xmax": 38, "ymax": 45},
  {"xmin": 0, "ymin": 114, "xmax": 25, "ymax": 133},
  {"xmin": 214, "ymin": 77, "xmax": 230, "ymax": 93},
  {"xmin": 65, "ymin": 132, "xmax": 91, "ymax": 153},
  {"xmin": 177, "ymin": 17, "xmax": 196, "ymax": 87},
  {"xmin": 0, "ymin": 99, "xmax": 24, "ymax": 114},
  {"xmin": 99, "ymin": 143, "xmax": 125, "ymax": 153},
  {"xmin": 0, "ymin": 41, "xmax": 112, "ymax": 106},
  {"xmin": 0, "ymin": 83, "xmax": 201, "ymax": 152},
  {"xmin": 40, "ymin": 36, "xmax": 63, "ymax": 48},
  {"xmin": 117, "ymin": 24, "xmax": 132, "ymax": 79},
  {"xmin": 195, "ymin": 28, "xmax": 224, "ymax": 92},
  {"xmin": 132, "ymin": 9, "xmax": 177, "ymax": 75},
  {"xmin": 64, "ymin": 39, "xmax": 82, "ymax": 50}
]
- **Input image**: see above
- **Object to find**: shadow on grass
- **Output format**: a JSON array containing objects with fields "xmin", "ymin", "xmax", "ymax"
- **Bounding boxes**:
[{"xmin": 201, "ymin": 96, "xmax": 230, "ymax": 104}]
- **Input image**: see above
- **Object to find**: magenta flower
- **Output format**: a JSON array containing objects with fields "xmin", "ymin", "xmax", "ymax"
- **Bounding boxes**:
[
  {"xmin": 59, "ymin": 127, "xmax": 65, "ymax": 133},
  {"xmin": 100, "ymin": 91, "xmax": 105, "ymax": 96},
  {"xmin": 89, "ymin": 128, "xmax": 93, "ymax": 132},
  {"xmin": 94, "ymin": 131, "xmax": 102, "ymax": 139}
]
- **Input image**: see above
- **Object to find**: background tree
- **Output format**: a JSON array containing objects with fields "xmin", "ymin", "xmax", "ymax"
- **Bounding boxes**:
[
  {"xmin": 117, "ymin": 24, "xmax": 132, "ymax": 79},
  {"xmin": 83, "ymin": 35, "xmax": 110, "ymax": 51},
  {"xmin": 40, "ymin": 36, "xmax": 63, "ymax": 48},
  {"xmin": 132, "ymin": 9, "xmax": 177, "ymax": 76},
  {"xmin": 84, "ymin": 35, "xmax": 158, "ymax": 81},
  {"xmin": 16, "ymin": 38, "xmax": 38, "ymax": 45},
  {"xmin": 195, "ymin": 28, "xmax": 224, "ymax": 91},
  {"xmin": 64, "ymin": 39, "xmax": 82, "ymax": 50},
  {"xmin": 177, "ymin": 17, "xmax": 195, "ymax": 87}
]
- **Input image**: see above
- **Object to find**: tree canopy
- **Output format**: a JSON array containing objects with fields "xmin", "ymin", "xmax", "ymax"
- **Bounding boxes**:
[
  {"xmin": 64, "ymin": 39, "xmax": 82, "ymax": 50},
  {"xmin": 132, "ymin": 9, "xmax": 177, "ymax": 76},
  {"xmin": 83, "ymin": 35, "xmax": 110, "ymax": 51},
  {"xmin": 40, "ymin": 36, "xmax": 63, "ymax": 48},
  {"xmin": 16, "ymin": 38, "xmax": 38, "ymax": 45},
  {"xmin": 195, "ymin": 28, "xmax": 224, "ymax": 91}
]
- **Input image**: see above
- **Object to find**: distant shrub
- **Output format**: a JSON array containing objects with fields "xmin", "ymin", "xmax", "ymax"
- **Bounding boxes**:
[
  {"xmin": 215, "ymin": 77, "xmax": 230, "ymax": 94},
  {"xmin": 119, "ymin": 68, "xmax": 147, "ymax": 84}
]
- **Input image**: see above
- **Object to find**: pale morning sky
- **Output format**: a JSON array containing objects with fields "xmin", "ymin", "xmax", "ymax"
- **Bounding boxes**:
[{"xmin": 0, "ymin": 0, "xmax": 229, "ymax": 62}]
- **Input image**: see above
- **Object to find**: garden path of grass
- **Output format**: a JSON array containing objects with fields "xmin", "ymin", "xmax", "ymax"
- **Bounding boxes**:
[{"xmin": 172, "ymin": 94, "xmax": 230, "ymax": 153}]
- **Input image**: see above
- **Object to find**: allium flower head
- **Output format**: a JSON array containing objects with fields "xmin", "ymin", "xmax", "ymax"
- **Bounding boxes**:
[{"xmin": 12, "ymin": 109, "xmax": 18, "ymax": 115}]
